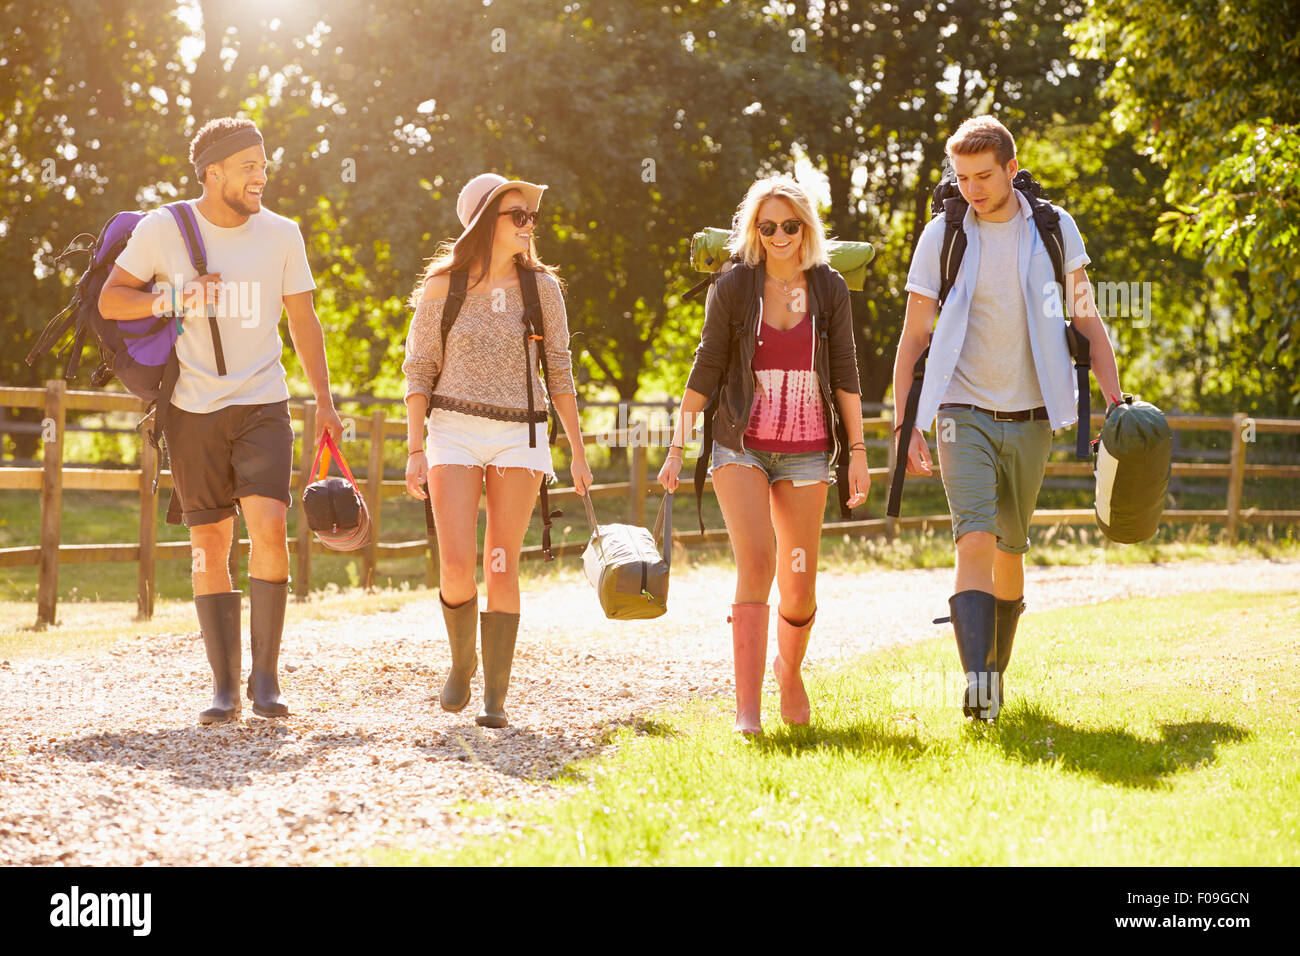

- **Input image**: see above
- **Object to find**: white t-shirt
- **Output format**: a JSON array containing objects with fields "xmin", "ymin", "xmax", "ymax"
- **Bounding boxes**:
[
  {"xmin": 942, "ymin": 213, "xmax": 1045, "ymax": 410},
  {"xmin": 115, "ymin": 200, "xmax": 316, "ymax": 413}
]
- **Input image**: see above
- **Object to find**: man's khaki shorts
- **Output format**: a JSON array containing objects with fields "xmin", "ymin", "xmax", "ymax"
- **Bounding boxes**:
[
  {"xmin": 163, "ymin": 400, "xmax": 294, "ymax": 527},
  {"xmin": 935, "ymin": 406, "xmax": 1052, "ymax": 554}
]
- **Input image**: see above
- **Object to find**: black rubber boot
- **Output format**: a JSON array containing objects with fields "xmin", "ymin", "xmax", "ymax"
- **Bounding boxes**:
[
  {"xmin": 476, "ymin": 610, "xmax": 520, "ymax": 728},
  {"xmin": 195, "ymin": 591, "xmax": 242, "ymax": 725},
  {"xmin": 247, "ymin": 577, "xmax": 289, "ymax": 718},
  {"xmin": 439, "ymin": 590, "xmax": 478, "ymax": 713},
  {"xmin": 948, "ymin": 590, "xmax": 999, "ymax": 721},
  {"xmin": 995, "ymin": 596, "xmax": 1026, "ymax": 677}
]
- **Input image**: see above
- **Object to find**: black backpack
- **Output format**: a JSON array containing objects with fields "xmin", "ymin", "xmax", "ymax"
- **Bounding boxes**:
[
  {"xmin": 419, "ymin": 260, "xmax": 563, "ymax": 559},
  {"xmin": 690, "ymin": 263, "xmax": 854, "ymax": 532},
  {"xmin": 886, "ymin": 168, "xmax": 1092, "ymax": 518}
]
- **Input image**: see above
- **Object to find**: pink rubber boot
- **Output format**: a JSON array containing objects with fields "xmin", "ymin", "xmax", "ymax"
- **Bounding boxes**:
[{"xmin": 728, "ymin": 602, "xmax": 770, "ymax": 736}]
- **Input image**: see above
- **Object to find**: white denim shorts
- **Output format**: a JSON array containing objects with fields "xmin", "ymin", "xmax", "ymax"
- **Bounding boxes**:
[{"xmin": 426, "ymin": 406, "xmax": 557, "ymax": 484}]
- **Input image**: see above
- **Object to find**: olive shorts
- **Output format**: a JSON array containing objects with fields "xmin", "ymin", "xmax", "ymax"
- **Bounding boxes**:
[{"xmin": 934, "ymin": 406, "xmax": 1052, "ymax": 554}]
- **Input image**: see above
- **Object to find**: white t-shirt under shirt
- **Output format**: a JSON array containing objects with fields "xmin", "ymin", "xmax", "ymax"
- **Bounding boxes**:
[
  {"xmin": 943, "ymin": 213, "xmax": 1045, "ymax": 411},
  {"xmin": 115, "ymin": 200, "xmax": 316, "ymax": 414}
]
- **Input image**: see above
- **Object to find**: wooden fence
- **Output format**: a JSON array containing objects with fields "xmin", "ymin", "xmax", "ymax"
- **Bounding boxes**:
[{"xmin": 2, "ymin": 382, "xmax": 1299, "ymax": 626}]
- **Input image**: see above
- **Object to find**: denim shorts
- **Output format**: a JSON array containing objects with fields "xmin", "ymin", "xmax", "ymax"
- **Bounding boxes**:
[
  {"xmin": 427, "ymin": 406, "xmax": 557, "ymax": 484},
  {"xmin": 707, "ymin": 439, "xmax": 835, "ymax": 487}
]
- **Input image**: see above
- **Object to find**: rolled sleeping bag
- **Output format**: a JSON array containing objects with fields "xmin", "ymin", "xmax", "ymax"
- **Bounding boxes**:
[
  {"xmin": 1093, "ymin": 396, "xmax": 1171, "ymax": 543},
  {"xmin": 689, "ymin": 227, "xmax": 876, "ymax": 291}
]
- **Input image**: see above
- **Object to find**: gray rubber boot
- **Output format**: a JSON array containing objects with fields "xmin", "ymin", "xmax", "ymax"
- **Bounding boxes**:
[
  {"xmin": 439, "ymin": 590, "xmax": 478, "ymax": 713},
  {"xmin": 195, "ymin": 591, "xmax": 242, "ymax": 725},
  {"xmin": 994, "ymin": 596, "xmax": 1026, "ymax": 677},
  {"xmin": 248, "ymin": 577, "xmax": 290, "ymax": 718},
  {"xmin": 948, "ymin": 589, "xmax": 999, "ymax": 721},
  {"xmin": 476, "ymin": 610, "xmax": 520, "ymax": 728}
]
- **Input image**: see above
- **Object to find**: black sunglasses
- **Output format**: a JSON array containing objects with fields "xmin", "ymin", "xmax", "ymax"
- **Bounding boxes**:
[
  {"xmin": 500, "ymin": 208, "xmax": 540, "ymax": 228},
  {"xmin": 757, "ymin": 218, "xmax": 803, "ymax": 237}
]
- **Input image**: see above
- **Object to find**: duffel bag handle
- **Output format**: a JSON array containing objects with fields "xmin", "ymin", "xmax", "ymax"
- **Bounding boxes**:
[
  {"xmin": 580, "ymin": 490, "xmax": 599, "ymax": 534},
  {"xmin": 652, "ymin": 491, "xmax": 674, "ymax": 570},
  {"xmin": 311, "ymin": 429, "xmax": 361, "ymax": 494}
]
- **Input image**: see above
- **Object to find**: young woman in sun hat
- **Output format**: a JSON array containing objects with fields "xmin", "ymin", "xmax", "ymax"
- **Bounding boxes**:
[
  {"xmin": 402, "ymin": 172, "xmax": 592, "ymax": 729},
  {"xmin": 657, "ymin": 175, "xmax": 869, "ymax": 736}
]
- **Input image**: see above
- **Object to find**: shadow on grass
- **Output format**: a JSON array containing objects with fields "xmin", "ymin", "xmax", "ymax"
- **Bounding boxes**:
[
  {"xmin": 755, "ymin": 720, "xmax": 929, "ymax": 760},
  {"xmin": 992, "ymin": 701, "xmax": 1250, "ymax": 788}
]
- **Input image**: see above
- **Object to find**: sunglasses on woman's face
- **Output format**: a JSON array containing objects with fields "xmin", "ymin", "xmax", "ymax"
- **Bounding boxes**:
[
  {"xmin": 500, "ymin": 208, "xmax": 540, "ymax": 228},
  {"xmin": 757, "ymin": 218, "xmax": 803, "ymax": 237}
]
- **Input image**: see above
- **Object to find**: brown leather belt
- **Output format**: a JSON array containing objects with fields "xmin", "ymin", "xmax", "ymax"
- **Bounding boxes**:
[{"xmin": 939, "ymin": 403, "xmax": 1049, "ymax": 422}]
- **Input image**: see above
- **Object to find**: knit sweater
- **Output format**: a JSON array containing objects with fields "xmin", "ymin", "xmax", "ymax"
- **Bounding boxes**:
[{"xmin": 402, "ymin": 271, "xmax": 577, "ymax": 422}]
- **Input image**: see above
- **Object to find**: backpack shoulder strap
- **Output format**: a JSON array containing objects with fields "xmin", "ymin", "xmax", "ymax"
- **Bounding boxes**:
[
  {"xmin": 515, "ymin": 263, "xmax": 562, "ymax": 560},
  {"xmin": 440, "ymin": 269, "xmax": 469, "ymax": 352},
  {"xmin": 937, "ymin": 197, "xmax": 968, "ymax": 306},
  {"xmin": 163, "ymin": 201, "xmax": 227, "ymax": 376},
  {"xmin": 164, "ymin": 202, "xmax": 209, "ymax": 276},
  {"xmin": 891, "ymin": 202, "xmax": 964, "ymax": 518},
  {"xmin": 1023, "ymin": 193, "xmax": 1092, "ymax": 458}
]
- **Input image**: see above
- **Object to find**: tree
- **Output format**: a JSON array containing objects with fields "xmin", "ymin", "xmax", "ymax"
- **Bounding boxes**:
[{"xmin": 1070, "ymin": 0, "xmax": 1300, "ymax": 406}]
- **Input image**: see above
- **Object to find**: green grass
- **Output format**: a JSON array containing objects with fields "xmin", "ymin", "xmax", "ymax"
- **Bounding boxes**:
[{"xmin": 388, "ymin": 590, "xmax": 1300, "ymax": 866}]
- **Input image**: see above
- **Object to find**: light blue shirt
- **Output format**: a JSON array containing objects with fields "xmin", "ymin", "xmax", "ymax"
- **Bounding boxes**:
[{"xmin": 904, "ymin": 189, "xmax": 1090, "ymax": 431}]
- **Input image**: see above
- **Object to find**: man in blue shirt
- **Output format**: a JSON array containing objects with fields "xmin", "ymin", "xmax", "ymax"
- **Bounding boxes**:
[{"xmin": 894, "ymin": 116, "xmax": 1123, "ymax": 721}]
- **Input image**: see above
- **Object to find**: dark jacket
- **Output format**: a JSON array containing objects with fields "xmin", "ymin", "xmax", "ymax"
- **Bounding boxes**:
[{"xmin": 685, "ymin": 260, "xmax": 861, "ymax": 465}]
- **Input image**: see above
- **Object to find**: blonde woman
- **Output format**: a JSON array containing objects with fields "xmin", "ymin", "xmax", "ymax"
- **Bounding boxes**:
[
  {"xmin": 403, "ymin": 173, "xmax": 592, "ymax": 729},
  {"xmin": 658, "ymin": 176, "xmax": 869, "ymax": 735}
]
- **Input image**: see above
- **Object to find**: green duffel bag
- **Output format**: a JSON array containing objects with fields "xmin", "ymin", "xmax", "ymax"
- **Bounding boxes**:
[
  {"xmin": 1092, "ymin": 395, "xmax": 1171, "ymax": 543},
  {"xmin": 687, "ymin": 227, "xmax": 876, "ymax": 294},
  {"xmin": 580, "ymin": 492, "xmax": 672, "ymax": 620}
]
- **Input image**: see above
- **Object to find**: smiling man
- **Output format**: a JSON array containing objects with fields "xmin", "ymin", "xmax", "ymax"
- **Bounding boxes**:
[
  {"xmin": 99, "ymin": 117, "xmax": 343, "ymax": 724},
  {"xmin": 893, "ymin": 115, "xmax": 1123, "ymax": 721}
]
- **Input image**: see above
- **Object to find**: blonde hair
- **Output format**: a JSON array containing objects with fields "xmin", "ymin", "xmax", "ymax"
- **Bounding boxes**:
[
  {"xmin": 727, "ymin": 175, "xmax": 828, "ymax": 271},
  {"xmin": 946, "ymin": 115, "xmax": 1017, "ymax": 167}
]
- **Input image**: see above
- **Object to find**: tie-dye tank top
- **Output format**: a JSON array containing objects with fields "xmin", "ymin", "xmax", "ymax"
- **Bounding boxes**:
[{"xmin": 743, "ymin": 312, "xmax": 830, "ymax": 452}]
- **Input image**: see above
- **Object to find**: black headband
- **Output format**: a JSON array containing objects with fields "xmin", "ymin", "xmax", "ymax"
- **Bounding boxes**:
[{"xmin": 193, "ymin": 127, "xmax": 264, "ymax": 172}]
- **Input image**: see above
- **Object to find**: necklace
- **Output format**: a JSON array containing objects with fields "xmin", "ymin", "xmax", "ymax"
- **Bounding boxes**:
[{"xmin": 766, "ymin": 272, "xmax": 803, "ymax": 312}]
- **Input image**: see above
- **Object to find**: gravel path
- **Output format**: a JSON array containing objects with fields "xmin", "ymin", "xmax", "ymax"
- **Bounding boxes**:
[{"xmin": 1, "ymin": 558, "xmax": 1296, "ymax": 866}]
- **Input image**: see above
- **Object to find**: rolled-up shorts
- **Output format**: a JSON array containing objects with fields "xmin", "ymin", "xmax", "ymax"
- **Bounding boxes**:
[
  {"xmin": 163, "ymin": 400, "xmax": 294, "ymax": 527},
  {"xmin": 708, "ymin": 439, "xmax": 835, "ymax": 487},
  {"xmin": 426, "ymin": 405, "xmax": 557, "ymax": 484},
  {"xmin": 934, "ymin": 405, "xmax": 1052, "ymax": 554}
]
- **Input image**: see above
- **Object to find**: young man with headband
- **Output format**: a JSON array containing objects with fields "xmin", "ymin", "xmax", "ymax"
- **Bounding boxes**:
[
  {"xmin": 894, "ymin": 116, "xmax": 1123, "ymax": 721},
  {"xmin": 100, "ymin": 117, "xmax": 342, "ymax": 723}
]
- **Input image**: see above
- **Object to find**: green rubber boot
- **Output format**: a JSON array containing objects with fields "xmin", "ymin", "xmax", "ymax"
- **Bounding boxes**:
[
  {"xmin": 476, "ymin": 610, "xmax": 520, "ymax": 728},
  {"xmin": 195, "ymin": 591, "xmax": 242, "ymax": 725},
  {"xmin": 439, "ymin": 591, "xmax": 479, "ymax": 713}
]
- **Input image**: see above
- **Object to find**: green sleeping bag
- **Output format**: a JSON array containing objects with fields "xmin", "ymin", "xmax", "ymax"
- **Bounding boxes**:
[
  {"xmin": 1093, "ymin": 396, "xmax": 1171, "ymax": 543},
  {"xmin": 689, "ymin": 227, "xmax": 876, "ymax": 291}
]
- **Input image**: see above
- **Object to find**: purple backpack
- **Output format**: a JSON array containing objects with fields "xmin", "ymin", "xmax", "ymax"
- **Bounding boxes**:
[
  {"xmin": 27, "ymin": 202, "xmax": 228, "ymax": 487},
  {"xmin": 26, "ymin": 201, "xmax": 222, "ymax": 401}
]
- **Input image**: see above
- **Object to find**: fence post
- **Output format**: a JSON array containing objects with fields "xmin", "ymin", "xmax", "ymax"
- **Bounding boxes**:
[
  {"xmin": 37, "ymin": 380, "xmax": 66, "ymax": 627},
  {"xmin": 138, "ymin": 434, "xmax": 157, "ymax": 620},
  {"xmin": 295, "ymin": 402, "xmax": 316, "ymax": 601},
  {"xmin": 628, "ymin": 419, "xmax": 647, "ymax": 526},
  {"xmin": 1226, "ymin": 411, "xmax": 1247, "ymax": 544},
  {"xmin": 364, "ymin": 409, "xmax": 385, "ymax": 591}
]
